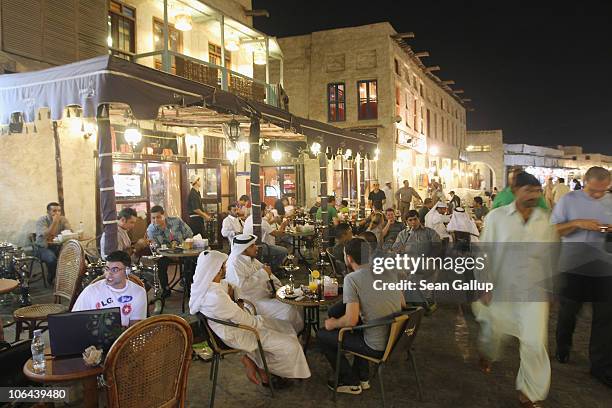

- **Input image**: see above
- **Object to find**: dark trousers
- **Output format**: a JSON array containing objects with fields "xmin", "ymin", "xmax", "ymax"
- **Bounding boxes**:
[
  {"xmin": 188, "ymin": 216, "xmax": 205, "ymax": 238},
  {"xmin": 37, "ymin": 246, "xmax": 59, "ymax": 284},
  {"xmin": 557, "ymin": 298, "xmax": 612, "ymax": 375},
  {"xmin": 157, "ymin": 257, "xmax": 195, "ymax": 292},
  {"xmin": 318, "ymin": 302, "xmax": 382, "ymax": 385}
]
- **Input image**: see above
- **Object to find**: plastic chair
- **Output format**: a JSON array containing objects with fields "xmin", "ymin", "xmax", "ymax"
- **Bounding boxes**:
[
  {"xmin": 103, "ymin": 315, "xmax": 193, "ymax": 408},
  {"xmin": 332, "ymin": 307, "xmax": 425, "ymax": 407},
  {"xmin": 13, "ymin": 240, "xmax": 86, "ymax": 341},
  {"xmin": 196, "ymin": 304, "xmax": 274, "ymax": 408}
]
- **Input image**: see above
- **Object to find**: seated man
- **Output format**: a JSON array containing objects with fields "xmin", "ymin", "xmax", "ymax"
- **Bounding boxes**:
[
  {"xmin": 221, "ymin": 204, "xmax": 243, "ymax": 242},
  {"xmin": 425, "ymin": 201, "xmax": 452, "ymax": 243},
  {"xmin": 418, "ymin": 198, "xmax": 434, "ymax": 226},
  {"xmin": 318, "ymin": 238, "xmax": 404, "ymax": 394},
  {"xmin": 72, "ymin": 250, "xmax": 147, "ymax": 327},
  {"xmin": 243, "ymin": 203, "xmax": 289, "ymax": 270},
  {"xmin": 225, "ymin": 234, "xmax": 303, "ymax": 333},
  {"xmin": 238, "ymin": 195, "xmax": 252, "ymax": 219},
  {"xmin": 35, "ymin": 202, "xmax": 71, "ymax": 284},
  {"xmin": 331, "ymin": 223, "xmax": 353, "ymax": 276},
  {"xmin": 473, "ymin": 196, "xmax": 489, "ymax": 221},
  {"xmin": 381, "ymin": 208, "xmax": 405, "ymax": 252},
  {"xmin": 146, "ymin": 205, "xmax": 194, "ymax": 297},
  {"xmin": 189, "ymin": 250, "xmax": 310, "ymax": 388},
  {"xmin": 101, "ymin": 207, "xmax": 148, "ymax": 261}
]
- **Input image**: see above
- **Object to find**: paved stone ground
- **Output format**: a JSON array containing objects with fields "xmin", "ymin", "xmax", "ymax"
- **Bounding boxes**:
[{"xmin": 2, "ymin": 266, "xmax": 611, "ymax": 407}]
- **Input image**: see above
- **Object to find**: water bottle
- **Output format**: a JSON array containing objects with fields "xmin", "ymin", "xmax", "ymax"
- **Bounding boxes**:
[
  {"xmin": 31, "ymin": 329, "xmax": 46, "ymax": 374},
  {"xmin": 78, "ymin": 221, "xmax": 84, "ymax": 239}
]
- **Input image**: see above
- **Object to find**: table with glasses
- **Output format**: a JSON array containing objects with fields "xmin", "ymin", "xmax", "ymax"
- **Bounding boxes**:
[
  {"xmin": 23, "ymin": 347, "xmax": 103, "ymax": 408},
  {"xmin": 276, "ymin": 284, "xmax": 341, "ymax": 352}
]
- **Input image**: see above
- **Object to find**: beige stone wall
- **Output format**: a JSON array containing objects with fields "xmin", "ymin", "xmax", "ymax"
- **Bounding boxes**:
[
  {"xmin": 278, "ymin": 22, "xmax": 468, "ymax": 193},
  {"xmin": 466, "ymin": 130, "xmax": 505, "ymax": 188},
  {"xmin": 0, "ymin": 115, "xmax": 97, "ymax": 246}
]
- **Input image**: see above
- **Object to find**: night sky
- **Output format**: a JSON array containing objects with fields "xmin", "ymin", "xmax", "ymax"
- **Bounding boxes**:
[{"xmin": 253, "ymin": 0, "xmax": 612, "ymax": 155}]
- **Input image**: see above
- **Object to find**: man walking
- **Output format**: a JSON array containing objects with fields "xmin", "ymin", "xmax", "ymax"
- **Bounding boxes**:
[
  {"xmin": 552, "ymin": 166, "xmax": 612, "ymax": 388},
  {"xmin": 552, "ymin": 177, "xmax": 570, "ymax": 206},
  {"xmin": 381, "ymin": 181, "xmax": 395, "ymax": 209},
  {"xmin": 395, "ymin": 180, "xmax": 422, "ymax": 222},
  {"xmin": 473, "ymin": 172, "xmax": 558, "ymax": 408}
]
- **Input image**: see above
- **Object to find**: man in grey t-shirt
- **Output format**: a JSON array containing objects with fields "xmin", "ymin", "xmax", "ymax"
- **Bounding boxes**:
[
  {"xmin": 318, "ymin": 238, "xmax": 404, "ymax": 394},
  {"xmin": 551, "ymin": 166, "xmax": 612, "ymax": 388}
]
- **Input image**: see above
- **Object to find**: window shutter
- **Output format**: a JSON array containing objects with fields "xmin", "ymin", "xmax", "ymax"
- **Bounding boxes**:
[
  {"xmin": 77, "ymin": 0, "xmax": 108, "ymax": 59},
  {"xmin": 43, "ymin": 0, "xmax": 78, "ymax": 65},
  {"xmin": 1, "ymin": 0, "xmax": 44, "ymax": 60}
]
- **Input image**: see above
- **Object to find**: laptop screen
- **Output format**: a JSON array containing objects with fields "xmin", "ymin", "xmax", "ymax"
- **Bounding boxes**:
[{"xmin": 48, "ymin": 307, "xmax": 123, "ymax": 357}]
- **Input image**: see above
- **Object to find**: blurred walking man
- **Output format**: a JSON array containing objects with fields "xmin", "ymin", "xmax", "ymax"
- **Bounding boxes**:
[{"xmin": 473, "ymin": 172, "xmax": 558, "ymax": 408}]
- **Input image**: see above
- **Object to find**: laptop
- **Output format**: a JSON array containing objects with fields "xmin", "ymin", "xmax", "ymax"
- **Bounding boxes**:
[{"xmin": 48, "ymin": 308, "xmax": 123, "ymax": 357}]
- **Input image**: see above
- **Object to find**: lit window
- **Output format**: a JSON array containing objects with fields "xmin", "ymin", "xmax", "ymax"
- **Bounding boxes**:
[
  {"xmin": 357, "ymin": 80, "xmax": 378, "ymax": 120},
  {"xmin": 327, "ymin": 83, "xmax": 346, "ymax": 122}
]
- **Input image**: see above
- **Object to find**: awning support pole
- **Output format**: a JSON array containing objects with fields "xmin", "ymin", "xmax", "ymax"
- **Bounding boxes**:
[
  {"xmin": 52, "ymin": 121, "xmax": 65, "ymax": 215},
  {"xmin": 97, "ymin": 104, "xmax": 118, "ymax": 257},
  {"xmin": 249, "ymin": 118, "xmax": 262, "ymax": 242},
  {"xmin": 359, "ymin": 156, "xmax": 366, "ymax": 218},
  {"xmin": 319, "ymin": 153, "xmax": 329, "ymax": 249}
]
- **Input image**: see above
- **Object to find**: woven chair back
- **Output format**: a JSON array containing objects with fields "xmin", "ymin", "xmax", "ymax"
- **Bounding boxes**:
[
  {"xmin": 381, "ymin": 314, "xmax": 410, "ymax": 362},
  {"xmin": 104, "ymin": 315, "xmax": 193, "ymax": 408},
  {"xmin": 54, "ymin": 239, "xmax": 86, "ymax": 307}
]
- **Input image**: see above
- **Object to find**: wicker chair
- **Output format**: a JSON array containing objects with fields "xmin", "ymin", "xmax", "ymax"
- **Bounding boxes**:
[
  {"xmin": 196, "ymin": 304, "xmax": 274, "ymax": 408},
  {"xmin": 13, "ymin": 239, "xmax": 86, "ymax": 341},
  {"xmin": 332, "ymin": 307, "xmax": 425, "ymax": 407},
  {"xmin": 103, "ymin": 315, "xmax": 193, "ymax": 408}
]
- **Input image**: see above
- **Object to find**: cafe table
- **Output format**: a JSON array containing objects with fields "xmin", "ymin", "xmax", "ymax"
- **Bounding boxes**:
[
  {"xmin": 285, "ymin": 228, "xmax": 315, "ymax": 264},
  {"xmin": 0, "ymin": 278, "xmax": 18, "ymax": 294},
  {"xmin": 276, "ymin": 284, "xmax": 340, "ymax": 352},
  {"xmin": 156, "ymin": 247, "xmax": 207, "ymax": 312},
  {"xmin": 23, "ymin": 347, "xmax": 103, "ymax": 408}
]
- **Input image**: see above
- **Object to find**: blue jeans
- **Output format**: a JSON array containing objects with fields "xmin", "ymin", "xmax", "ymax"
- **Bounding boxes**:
[
  {"xmin": 267, "ymin": 244, "xmax": 288, "ymax": 270},
  {"xmin": 37, "ymin": 246, "xmax": 58, "ymax": 283}
]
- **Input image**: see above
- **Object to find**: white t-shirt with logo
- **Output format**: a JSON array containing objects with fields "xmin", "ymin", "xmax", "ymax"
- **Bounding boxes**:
[{"xmin": 72, "ymin": 279, "xmax": 147, "ymax": 327}]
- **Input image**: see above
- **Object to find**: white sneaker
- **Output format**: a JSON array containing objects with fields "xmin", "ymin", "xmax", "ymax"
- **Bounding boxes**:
[
  {"xmin": 360, "ymin": 380, "xmax": 370, "ymax": 390},
  {"xmin": 327, "ymin": 381, "xmax": 362, "ymax": 395}
]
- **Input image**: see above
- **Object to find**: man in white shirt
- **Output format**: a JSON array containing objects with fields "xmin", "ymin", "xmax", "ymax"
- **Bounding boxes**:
[
  {"xmin": 225, "ymin": 234, "xmax": 303, "ymax": 333},
  {"xmin": 100, "ymin": 208, "xmax": 148, "ymax": 260},
  {"xmin": 381, "ymin": 181, "xmax": 395, "ymax": 209},
  {"xmin": 473, "ymin": 172, "xmax": 558, "ymax": 408},
  {"xmin": 243, "ymin": 203, "xmax": 289, "ymax": 270},
  {"xmin": 72, "ymin": 250, "xmax": 147, "ymax": 327},
  {"xmin": 221, "ymin": 204, "xmax": 243, "ymax": 242}
]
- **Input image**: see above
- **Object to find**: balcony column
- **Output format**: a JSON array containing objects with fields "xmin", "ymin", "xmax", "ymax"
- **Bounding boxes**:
[
  {"xmin": 219, "ymin": 15, "xmax": 228, "ymax": 91},
  {"xmin": 279, "ymin": 57, "xmax": 284, "ymax": 87},
  {"xmin": 319, "ymin": 152, "xmax": 329, "ymax": 249},
  {"xmin": 162, "ymin": 0, "xmax": 170, "ymax": 72}
]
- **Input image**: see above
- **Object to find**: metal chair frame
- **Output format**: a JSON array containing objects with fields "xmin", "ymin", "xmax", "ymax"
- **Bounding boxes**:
[
  {"xmin": 196, "ymin": 306, "xmax": 274, "ymax": 408},
  {"xmin": 332, "ymin": 307, "xmax": 425, "ymax": 407}
]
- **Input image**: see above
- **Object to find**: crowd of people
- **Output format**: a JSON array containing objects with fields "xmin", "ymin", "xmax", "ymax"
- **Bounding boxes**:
[{"xmin": 14, "ymin": 165, "xmax": 607, "ymax": 408}]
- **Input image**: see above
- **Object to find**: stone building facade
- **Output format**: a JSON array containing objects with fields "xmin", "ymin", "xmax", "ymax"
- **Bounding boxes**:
[
  {"xmin": 466, "ymin": 130, "xmax": 505, "ymax": 190},
  {"xmin": 278, "ymin": 22, "xmax": 469, "ymax": 202}
]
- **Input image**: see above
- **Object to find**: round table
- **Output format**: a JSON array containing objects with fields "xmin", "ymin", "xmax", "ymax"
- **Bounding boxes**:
[
  {"xmin": 23, "ymin": 347, "xmax": 103, "ymax": 408},
  {"xmin": 157, "ymin": 247, "xmax": 206, "ymax": 313},
  {"xmin": 0, "ymin": 278, "xmax": 18, "ymax": 294},
  {"xmin": 276, "ymin": 284, "xmax": 340, "ymax": 352},
  {"xmin": 285, "ymin": 229, "xmax": 315, "ymax": 263}
]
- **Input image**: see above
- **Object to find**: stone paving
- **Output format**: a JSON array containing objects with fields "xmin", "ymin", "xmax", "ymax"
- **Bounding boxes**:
[{"xmin": 2, "ymin": 267, "xmax": 611, "ymax": 407}]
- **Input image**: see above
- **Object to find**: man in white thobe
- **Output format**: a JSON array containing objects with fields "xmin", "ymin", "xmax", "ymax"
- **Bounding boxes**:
[
  {"xmin": 189, "ymin": 250, "xmax": 310, "ymax": 386},
  {"xmin": 447, "ymin": 206, "xmax": 480, "ymax": 243},
  {"xmin": 472, "ymin": 172, "xmax": 558, "ymax": 408},
  {"xmin": 225, "ymin": 234, "xmax": 303, "ymax": 333},
  {"xmin": 425, "ymin": 201, "xmax": 451, "ymax": 241}
]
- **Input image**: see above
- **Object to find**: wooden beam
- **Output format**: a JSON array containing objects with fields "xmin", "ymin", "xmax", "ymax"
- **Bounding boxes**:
[
  {"xmin": 425, "ymin": 66, "xmax": 440, "ymax": 72},
  {"xmin": 392, "ymin": 32, "xmax": 415, "ymax": 39},
  {"xmin": 414, "ymin": 51, "xmax": 429, "ymax": 58},
  {"xmin": 442, "ymin": 80, "xmax": 455, "ymax": 85},
  {"xmin": 454, "ymin": 89, "xmax": 465, "ymax": 94}
]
